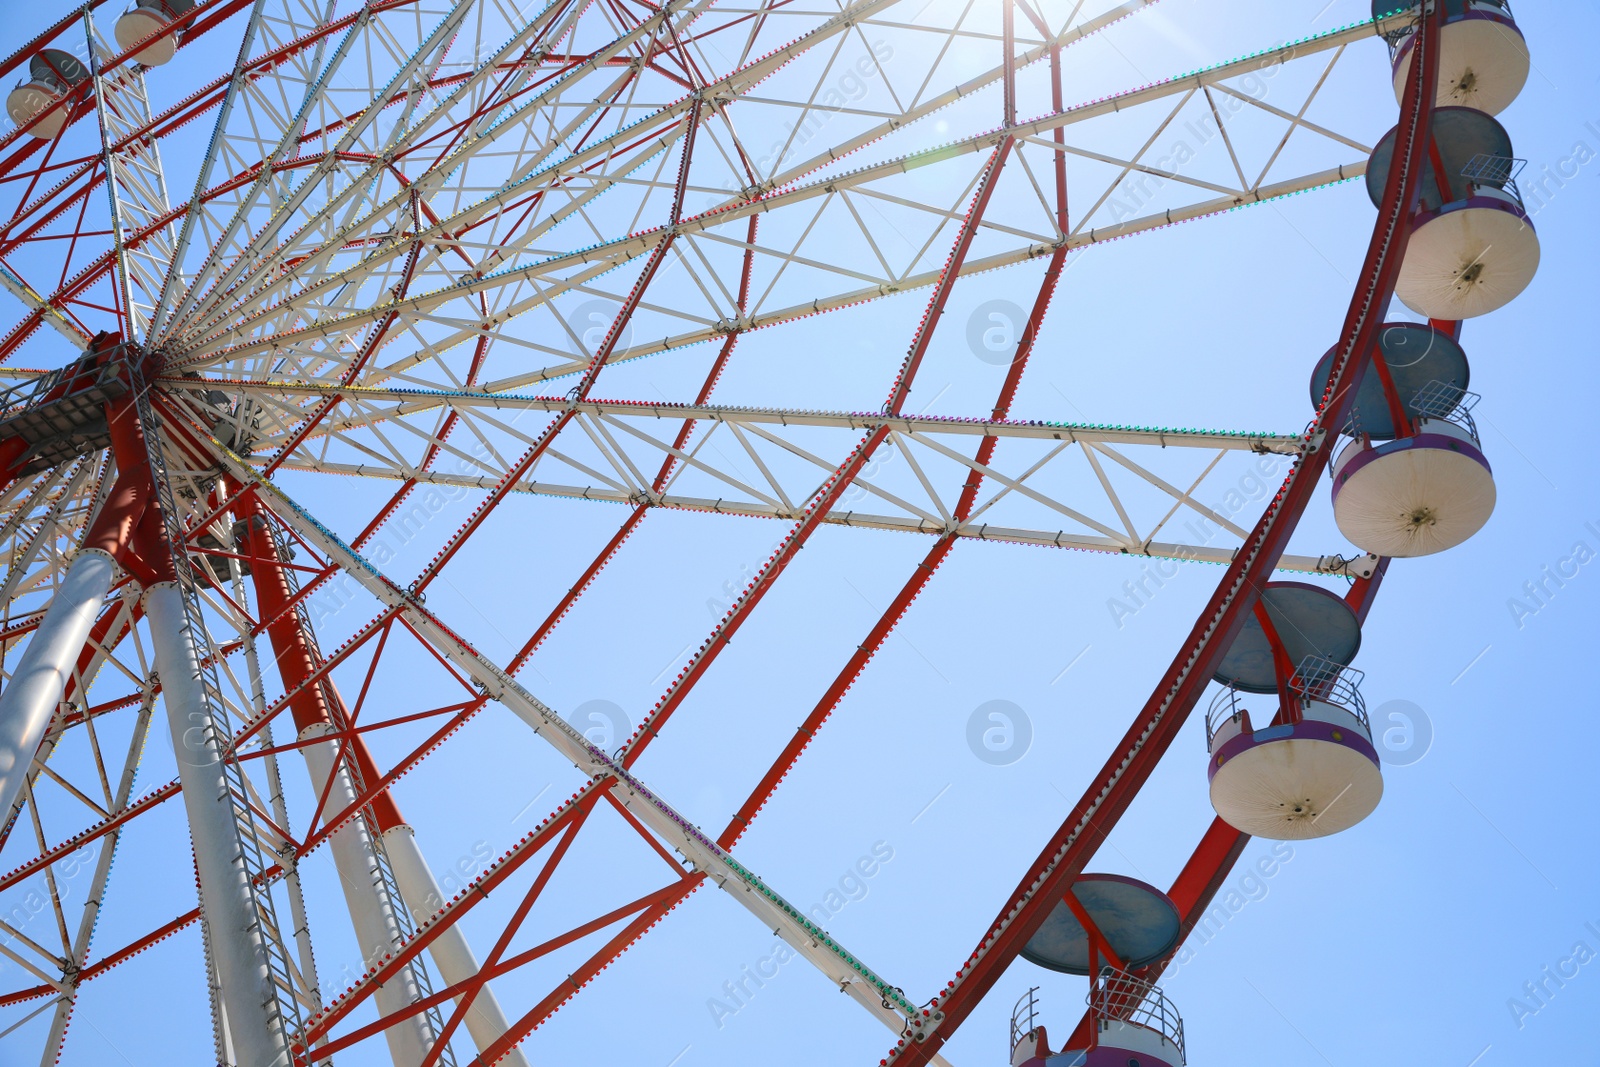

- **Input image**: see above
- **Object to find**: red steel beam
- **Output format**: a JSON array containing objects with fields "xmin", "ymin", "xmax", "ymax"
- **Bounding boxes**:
[
  {"xmin": 1053, "ymin": 528, "xmax": 1395, "ymax": 1043},
  {"xmin": 296, "ymin": 781, "xmax": 605, "ymax": 1050},
  {"xmin": 892, "ymin": 6, "xmax": 1444, "ymax": 1060},
  {"xmin": 411, "ymin": 817, "xmax": 586, "ymax": 1067},
  {"xmin": 299, "ymin": 142, "xmax": 1016, "ymax": 1053},
  {"xmin": 238, "ymin": 489, "xmax": 406, "ymax": 830},
  {"xmin": 499, "ymin": 213, "xmax": 760, "ymax": 672},
  {"xmin": 1054, "ymin": 548, "xmax": 1395, "ymax": 1038},
  {"xmin": 0, "ymin": 781, "xmax": 181, "ymax": 894},
  {"xmin": 1058, "ymin": 322, "xmax": 1463, "ymax": 1055},
  {"xmin": 883, "ymin": 138, "xmax": 1014, "ymax": 417},
  {"xmin": 619, "ymin": 138, "xmax": 1016, "ymax": 769},
  {"xmin": 260, "ymin": 197, "xmax": 760, "ymax": 1047},
  {"xmin": 1158, "ymin": 817, "xmax": 1251, "ymax": 960},
  {"xmin": 261, "ymin": 226, "xmax": 425, "ymax": 476},
  {"xmin": 307, "ymin": 876, "xmax": 687, "ymax": 1063},
  {"xmin": 378, "ymin": 140, "xmax": 1018, "ymax": 1058},
  {"xmin": 407, "ymin": 105, "xmax": 700, "ymax": 594},
  {"xmin": 0, "ymin": 4, "xmax": 611, "ymax": 365},
  {"xmin": 467, "ymin": 876, "xmax": 704, "ymax": 1066},
  {"xmin": 720, "ymin": 41, "xmax": 1072, "ymax": 848},
  {"xmin": 0, "ymin": 0, "xmax": 431, "ymax": 172},
  {"xmin": 0, "ymin": 905, "xmax": 201, "ymax": 1009}
]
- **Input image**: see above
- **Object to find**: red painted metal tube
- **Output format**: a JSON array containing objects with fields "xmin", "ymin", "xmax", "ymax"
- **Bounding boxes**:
[
  {"xmin": 237, "ymin": 492, "xmax": 405, "ymax": 831},
  {"xmin": 504, "ymin": 213, "xmax": 760, "ymax": 674},
  {"xmin": 296, "ymin": 784, "xmax": 603, "ymax": 1050},
  {"xmin": 466, "ymin": 876, "xmax": 703, "ymax": 1067},
  {"xmin": 720, "ymin": 234, "xmax": 1070, "ymax": 850},
  {"xmin": 619, "ymin": 140, "xmax": 1016, "ymax": 769}
]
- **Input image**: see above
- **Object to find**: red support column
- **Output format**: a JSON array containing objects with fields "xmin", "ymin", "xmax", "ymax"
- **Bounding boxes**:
[{"xmin": 237, "ymin": 491, "xmax": 405, "ymax": 830}]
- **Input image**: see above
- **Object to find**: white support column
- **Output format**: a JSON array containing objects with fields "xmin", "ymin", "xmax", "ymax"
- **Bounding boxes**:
[
  {"xmin": 0, "ymin": 549, "xmax": 115, "ymax": 826},
  {"xmin": 300, "ymin": 724, "xmax": 435, "ymax": 1067},
  {"xmin": 145, "ymin": 582, "xmax": 291, "ymax": 1067},
  {"xmin": 381, "ymin": 825, "xmax": 532, "ymax": 1067},
  {"xmin": 202, "ymin": 914, "xmax": 239, "ymax": 1067}
]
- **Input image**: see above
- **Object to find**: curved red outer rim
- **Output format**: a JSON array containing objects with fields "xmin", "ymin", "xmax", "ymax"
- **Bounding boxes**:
[{"xmin": 892, "ymin": 4, "xmax": 1447, "ymax": 1059}]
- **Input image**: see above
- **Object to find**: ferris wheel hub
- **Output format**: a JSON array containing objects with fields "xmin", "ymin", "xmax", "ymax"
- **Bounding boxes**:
[{"xmin": 0, "ymin": 337, "xmax": 139, "ymax": 478}]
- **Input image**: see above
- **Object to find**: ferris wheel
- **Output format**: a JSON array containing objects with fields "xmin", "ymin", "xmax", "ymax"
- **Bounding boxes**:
[{"xmin": 0, "ymin": 0, "xmax": 1539, "ymax": 1063}]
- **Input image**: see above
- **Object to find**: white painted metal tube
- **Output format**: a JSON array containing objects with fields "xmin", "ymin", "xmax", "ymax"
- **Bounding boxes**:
[
  {"xmin": 381, "ymin": 824, "xmax": 532, "ymax": 1067},
  {"xmin": 146, "ymin": 582, "xmax": 289, "ymax": 1067},
  {"xmin": 300, "ymin": 724, "xmax": 435, "ymax": 1067},
  {"xmin": 0, "ymin": 548, "xmax": 114, "ymax": 828}
]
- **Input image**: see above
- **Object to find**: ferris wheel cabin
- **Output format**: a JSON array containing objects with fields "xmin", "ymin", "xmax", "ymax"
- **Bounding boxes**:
[
  {"xmin": 115, "ymin": 0, "xmax": 196, "ymax": 66},
  {"xmin": 1009, "ymin": 978, "xmax": 1187, "ymax": 1067},
  {"xmin": 1011, "ymin": 876, "xmax": 1187, "ymax": 1067},
  {"xmin": 6, "ymin": 48, "xmax": 88, "ymax": 139},
  {"xmin": 1367, "ymin": 106, "xmax": 1538, "ymax": 320},
  {"xmin": 1205, "ymin": 584, "xmax": 1382, "ymax": 841},
  {"xmin": 1378, "ymin": 0, "xmax": 1529, "ymax": 116},
  {"xmin": 1316, "ymin": 323, "xmax": 1495, "ymax": 557}
]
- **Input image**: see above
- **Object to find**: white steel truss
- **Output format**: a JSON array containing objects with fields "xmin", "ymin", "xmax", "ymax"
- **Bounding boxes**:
[
  {"xmin": 86, "ymin": 13, "xmax": 179, "ymax": 345},
  {"xmin": 161, "ymin": 381, "xmax": 1372, "ymax": 577}
]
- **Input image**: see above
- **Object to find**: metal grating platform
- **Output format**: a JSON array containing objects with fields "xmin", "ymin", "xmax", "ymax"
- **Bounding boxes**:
[{"xmin": 0, "ymin": 357, "xmax": 131, "ymax": 474}]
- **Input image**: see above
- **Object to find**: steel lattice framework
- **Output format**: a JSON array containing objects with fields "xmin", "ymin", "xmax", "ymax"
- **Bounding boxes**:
[{"xmin": 0, "ymin": 0, "xmax": 1454, "ymax": 1064}]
